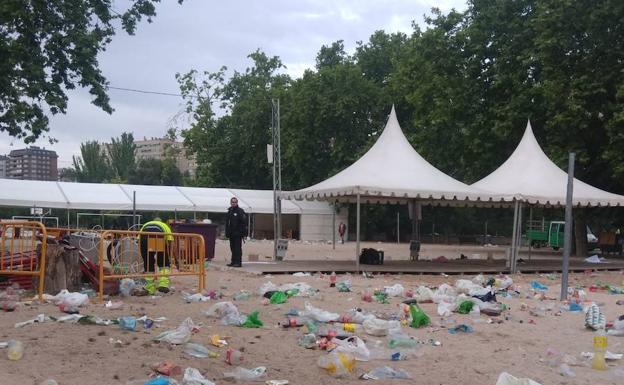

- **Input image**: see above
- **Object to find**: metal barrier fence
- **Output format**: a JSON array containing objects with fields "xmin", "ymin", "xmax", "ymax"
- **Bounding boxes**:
[
  {"xmin": 0, "ymin": 221, "xmax": 47, "ymax": 299},
  {"xmin": 98, "ymin": 230, "xmax": 205, "ymax": 300}
]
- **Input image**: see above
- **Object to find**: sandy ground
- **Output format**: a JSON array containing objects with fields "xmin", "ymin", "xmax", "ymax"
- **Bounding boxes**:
[
  {"xmin": 213, "ymin": 239, "xmax": 565, "ymax": 263},
  {"xmin": 2, "ymin": 266, "xmax": 624, "ymax": 385}
]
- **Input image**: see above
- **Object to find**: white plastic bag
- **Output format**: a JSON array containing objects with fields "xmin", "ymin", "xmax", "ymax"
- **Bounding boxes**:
[
  {"xmin": 182, "ymin": 292, "xmax": 211, "ymax": 303},
  {"xmin": 383, "ymin": 284, "xmax": 404, "ymax": 297},
  {"xmin": 362, "ymin": 318, "xmax": 401, "ymax": 337},
  {"xmin": 303, "ymin": 301, "xmax": 339, "ymax": 322},
  {"xmin": 455, "ymin": 279, "xmax": 481, "ymax": 295},
  {"xmin": 437, "ymin": 301, "xmax": 454, "ymax": 317},
  {"xmin": 414, "ymin": 286, "xmax": 434, "ymax": 302},
  {"xmin": 153, "ymin": 317, "xmax": 197, "ymax": 344},
  {"xmin": 223, "ymin": 366, "xmax": 266, "ymax": 381},
  {"xmin": 119, "ymin": 278, "xmax": 135, "ymax": 297},
  {"xmin": 203, "ymin": 301, "xmax": 246, "ymax": 326},
  {"xmin": 495, "ymin": 372, "xmax": 542, "ymax": 385},
  {"xmin": 52, "ymin": 290, "xmax": 89, "ymax": 307},
  {"xmin": 182, "ymin": 367, "xmax": 215, "ymax": 385},
  {"xmin": 258, "ymin": 281, "xmax": 278, "ymax": 296},
  {"xmin": 333, "ymin": 336, "xmax": 370, "ymax": 361},
  {"xmin": 317, "ymin": 353, "xmax": 355, "ymax": 377}
]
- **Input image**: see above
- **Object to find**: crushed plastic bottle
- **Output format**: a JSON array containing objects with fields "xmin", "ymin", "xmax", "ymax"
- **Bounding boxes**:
[
  {"xmin": 388, "ymin": 336, "xmax": 418, "ymax": 349},
  {"xmin": 361, "ymin": 366, "xmax": 411, "ymax": 380},
  {"xmin": 184, "ymin": 342, "xmax": 218, "ymax": 358},
  {"xmin": 225, "ymin": 349, "xmax": 244, "ymax": 365},
  {"xmin": 118, "ymin": 316, "xmax": 137, "ymax": 331},
  {"xmin": 7, "ymin": 340, "xmax": 23, "ymax": 360},
  {"xmin": 223, "ymin": 366, "xmax": 266, "ymax": 381},
  {"xmin": 233, "ymin": 290, "xmax": 252, "ymax": 301}
]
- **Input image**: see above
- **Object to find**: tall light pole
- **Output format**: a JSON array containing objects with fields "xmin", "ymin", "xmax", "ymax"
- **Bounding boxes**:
[{"xmin": 271, "ymin": 99, "xmax": 282, "ymax": 260}]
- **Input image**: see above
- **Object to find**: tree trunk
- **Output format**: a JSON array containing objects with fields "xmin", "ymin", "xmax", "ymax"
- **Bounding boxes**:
[
  {"xmin": 574, "ymin": 210, "xmax": 588, "ymax": 258},
  {"xmin": 35, "ymin": 243, "xmax": 82, "ymax": 294}
]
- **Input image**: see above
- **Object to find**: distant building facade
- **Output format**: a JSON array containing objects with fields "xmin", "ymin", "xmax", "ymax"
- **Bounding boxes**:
[
  {"xmin": 6, "ymin": 146, "xmax": 58, "ymax": 181},
  {"xmin": 135, "ymin": 138, "xmax": 196, "ymax": 176},
  {"xmin": 0, "ymin": 155, "xmax": 8, "ymax": 178}
]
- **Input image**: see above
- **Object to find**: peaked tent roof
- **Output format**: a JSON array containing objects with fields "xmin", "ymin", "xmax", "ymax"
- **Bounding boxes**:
[
  {"xmin": 283, "ymin": 106, "xmax": 507, "ymax": 203},
  {"xmin": 471, "ymin": 121, "xmax": 624, "ymax": 207}
]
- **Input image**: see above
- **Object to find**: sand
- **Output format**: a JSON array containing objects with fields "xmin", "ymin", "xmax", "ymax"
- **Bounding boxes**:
[{"xmin": 2, "ymin": 267, "xmax": 624, "ymax": 385}]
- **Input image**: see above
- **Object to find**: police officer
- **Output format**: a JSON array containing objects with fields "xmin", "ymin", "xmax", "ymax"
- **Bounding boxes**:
[
  {"xmin": 225, "ymin": 197, "xmax": 247, "ymax": 267},
  {"xmin": 139, "ymin": 217, "xmax": 173, "ymax": 294}
]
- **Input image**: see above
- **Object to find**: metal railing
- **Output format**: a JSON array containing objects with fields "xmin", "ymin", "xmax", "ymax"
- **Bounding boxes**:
[
  {"xmin": 0, "ymin": 221, "xmax": 47, "ymax": 300},
  {"xmin": 98, "ymin": 230, "xmax": 205, "ymax": 300}
]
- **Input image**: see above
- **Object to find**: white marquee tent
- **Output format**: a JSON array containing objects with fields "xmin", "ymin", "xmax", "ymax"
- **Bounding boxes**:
[
  {"xmin": 471, "ymin": 121, "xmax": 624, "ymax": 271},
  {"xmin": 284, "ymin": 106, "xmax": 512, "ymax": 268},
  {"xmin": 283, "ymin": 106, "xmax": 507, "ymax": 203},
  {"xmin": 472, "ymin": 121, "xmax": 624, "ymax": 207},
  {"xmin": 0, "ymin": 178, "xmax": 333, "ymax": 215}
]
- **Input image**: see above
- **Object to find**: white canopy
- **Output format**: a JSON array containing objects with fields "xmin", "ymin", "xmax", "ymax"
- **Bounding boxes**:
[
  {"xmin": 0, "ymin": 180, "xmax": 333, "ymax": 214},
  {"xmin": 283, "ymin": 106, "xmax": 507, "ymax": 203},
  {"xmin": 472, "ymin": 121, "xmax": 624, "ymax": 207}
]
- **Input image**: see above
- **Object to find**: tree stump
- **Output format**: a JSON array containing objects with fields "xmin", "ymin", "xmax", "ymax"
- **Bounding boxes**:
[{"xmin": 35, "ymin": 243, "xmax": 82, "ymax": 294}]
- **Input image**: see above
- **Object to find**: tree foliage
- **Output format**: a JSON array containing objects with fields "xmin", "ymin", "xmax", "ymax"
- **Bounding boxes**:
[
  {"xmin": 72, "ymin": 140, "xmax": 110, "ymax": 183},
  {"xmin": 108, "ymin": 132, "xmax": 136, "ymax": 182},
  {"xmin": 0, "ymin": 0, "xmax": 178, "ymax": 142}
]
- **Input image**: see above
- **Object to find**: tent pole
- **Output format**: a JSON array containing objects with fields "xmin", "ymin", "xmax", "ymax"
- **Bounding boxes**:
[
  {"xmin": 510, "ymin": 201, "xmax": 519, "ymax": 273},
  {"xmin": 132, "ymin": 191, "xmax": 136, "ymax": 229},
  {"xmin": 397, "ymin": 210, "xmax": 400, "ymax": 244},
  {"xmin": 356, "ymin": 194, "xmax": 361, "ymax": 273},
  {"xmin": 528, "ymin": 206, "xmax": 533, "ymax": 261},
  {"xmin": 516, "ymin": 202, "xmax": 523, "ymax": 268},
  {"xmin": 561, "ymin": 153, "xmax": 575, "ymax": 300},
  {"xmin": 66, "ymin": 209, "xmax": 70, "ymax": 229},
  {"xmin": 332, "ymin": 203, "xmax": 336, "ymax": 250}
]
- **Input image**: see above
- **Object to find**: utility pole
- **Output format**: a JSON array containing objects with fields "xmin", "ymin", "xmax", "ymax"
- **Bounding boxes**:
[{"xmin": 271, "ymin": 99, "xmax": 282, "ymax": 260}]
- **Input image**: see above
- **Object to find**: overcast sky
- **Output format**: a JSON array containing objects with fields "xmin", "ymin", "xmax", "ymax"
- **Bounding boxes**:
[{"xmin": 0, "ymin": 0, "xmax": 467, "ymax": 168}]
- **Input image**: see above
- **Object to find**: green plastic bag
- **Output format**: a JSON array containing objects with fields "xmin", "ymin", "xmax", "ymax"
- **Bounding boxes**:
[
  {"xmin": 409, "ymin": 304, "xmax": 430, "ymax": 328},
  {"xmin": 336, "ymin": 282, "xmax": 351, "ymax": 292},
  {"xmin": 270, "ymin": 291, "xmax": 288, "ymax": 304},
  {"xmin": 457, "ymin": 300, "xmax": 474, "ymax": 314},
  {"xmin": 373, "ymin": 291, "xmax": 389, "ymax": 304},
  {"xmin": 241, "ymin": 311, "xmax": 263, "ymax": 328},
  {"xmin": 285, "ymin": 288, "xmax": 300, "ymax": 297}
]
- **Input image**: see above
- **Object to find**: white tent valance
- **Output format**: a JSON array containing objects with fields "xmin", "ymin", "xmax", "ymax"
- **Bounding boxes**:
[
  {"xmin": 0, "ymin": 180, "xmax": 333, "ymax": 215},
  {"xmin": 283, "ymin": 106, "xmax": 511, "ymax": 204},
  {"xmin": 471, "ymin": 121, "xmax": 624, "ymax": 207}
]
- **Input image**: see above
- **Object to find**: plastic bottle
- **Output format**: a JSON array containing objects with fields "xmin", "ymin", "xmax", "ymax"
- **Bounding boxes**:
[
  {"xmin": 225, "ymin": 348, "xmax": 244, "ymax": 365},
  {"xmin": 7, "ymin": 340, "xmax": 23, "ymax": 360},
  {"xmin": 470, "ymin": 305, "xmax": 482, "ymax": 323},
  {"xmin": 280, "ymin": 317, "xmax": 308, "ymax": 328},
  {"xmin": 233, "ymin": 290, "xmax": 252, "ymax": 301},
  {"xmin": 363, "ymin": 366, "xmax": 411, "ymax": 380},
  {"xmin": 388, "ymin": 336, "xmax": 418, "ymax": 349},
  {"xmin": 118, "ymin": 316, "xmax": 137, "ymax": 331},
  {"xmin": 591, "ymin": 328, "xmax": 608, "ymax": 370},
  {"xmin": 183, "ymin": 342, "xmax": 215, "ymax": 358},
  {"xmin": 224, "ymin": 366, "xmax": 266, "ymax": 381},
  {"xmin": 39, "ymin": 380, "xmax": 59, "ymax": 385},
  {"xmin": 342, "ymin": 323, "xmax": 361, "ymax": 333}
]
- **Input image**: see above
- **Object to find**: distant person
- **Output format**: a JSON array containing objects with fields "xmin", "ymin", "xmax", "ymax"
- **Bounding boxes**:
[
  {"xmin": 226, "ymin": 197, "xmax": 247, "ymax": 267},
  {"xmin": 338, "ymin": 221, "xmax": 346, "ymax": 244},
  {"xmin": 138, "ymin": 217, "xmax": 173, "ymax": 295}
]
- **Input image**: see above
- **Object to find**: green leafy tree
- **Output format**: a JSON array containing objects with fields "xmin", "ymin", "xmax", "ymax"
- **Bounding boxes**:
[
  {"xmin": 108, "ymin": 132, "xmax": 136, "ymax": 182},
  {"xmin": 161, "ymin": 157, "xmax": 183, "ymax": 186},
  {"xmin": 129, "ymin": 158, "xmax": 162, "ymax": 185},
  {"xmin": 180, "ymin": 51, "xmax": 290, "ymax": 188},
  {"xmin": 73, "ymin": 141, "xmax": 110, "ymax": 183},
  {"xmin": 0, "ymin": 0, "xmax": 179, "ymax": 142}
]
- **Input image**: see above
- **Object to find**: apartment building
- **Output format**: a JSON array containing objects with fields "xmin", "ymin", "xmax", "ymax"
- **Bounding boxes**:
[{"xmin": 6, "ymin": 146, "xmax": 58, "ymax": 181}]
